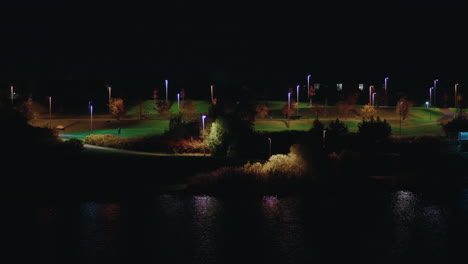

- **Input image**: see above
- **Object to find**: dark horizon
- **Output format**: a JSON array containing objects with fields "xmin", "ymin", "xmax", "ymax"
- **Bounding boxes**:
[{"xmin": 1, "ymin": 1, "xmax": 467, "ymax": 106}]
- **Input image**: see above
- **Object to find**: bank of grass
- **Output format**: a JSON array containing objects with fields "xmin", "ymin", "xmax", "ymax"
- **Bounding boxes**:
[{"xmin": 45, "ymin": 103, "xmax": 455, "ymax": 141}]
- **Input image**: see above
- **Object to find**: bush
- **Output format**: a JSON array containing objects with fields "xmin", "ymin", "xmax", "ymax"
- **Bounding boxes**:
[
  {"xmin": 167, "ymin": 114, "xmax": 200, "ymax": 139},
  {"xmin": 327, "ymin": 118, "xmax": 348, "ymax": 136},
  {"xmin": 357, "ymin": 116, "xmax": 392, "ymax": 143},
  {"xmin": 441, "ymin": 115, "xmax": 468, "ymax": 137}
]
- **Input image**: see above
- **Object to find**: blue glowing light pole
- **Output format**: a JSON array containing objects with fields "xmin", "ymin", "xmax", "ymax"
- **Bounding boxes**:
[
  {"xmin": 89, "ymin": 102, "xmax": 93, "ymax": 134},
  {"xmin": 429, "ymin": 87, "xmax": 434, "ymax": 108},
  {"xmin": 288, "ymin": 92, "xmax": 291, "ymax": 118},
  {"xmin": 177, "ymin": 93, "xmax": 180, "ymax": 113},
  {"xmin": 202, "ymin": 114, "xmax": 207, "ymax": 156},
  {"xmin": 372, "ymin": 92, "xmax": 376, "ymax": 106},
  {"xmin": 384, "ymin": 77, "xmax": 389, "ymax": 105},
  {"xmin": 165, "ymin": 79, "xmax": 169, "ymax": 102}
]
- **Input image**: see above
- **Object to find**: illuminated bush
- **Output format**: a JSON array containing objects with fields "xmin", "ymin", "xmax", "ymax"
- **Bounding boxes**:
[{"xmin": 190, "ymin": 144, "xmax": 308, "ymax": 192}]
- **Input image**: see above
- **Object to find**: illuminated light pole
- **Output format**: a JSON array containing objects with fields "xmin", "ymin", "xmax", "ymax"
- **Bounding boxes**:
[
  {"xmin": 384, "ymin": 77, "xmax": 389, "ymax": 95},
  {"xmin": 455, "ymin": 83, "xmax": 459, "ymax": 108},
  {"xmin": 296, "ymin": 84, "xmax": 300, "ymax": 115},
  {"xmin": 48, "ymin": 96, "xmax": 52, "ymax": 129},
  {"xmin": 210, "ymin": 84, "xmax": 214, "ymax": 103},
  {"xmin": 384, "ymin": 77, "xmax": 389, "ymax": 105},
  {"xmin": 10, "ymin": 85, "xmax": 13, "ymax": 104},
  {"xmin": 177, "ymin": 93, "xmax": 180, "ymax": 113},
  {"xmin": 369, "ymin": 85, "xmax": 374, "ymax": 105},
  {"xmin": 89, "ymin": 102, "xmax": 93, "ymax": 134},
  {"xmin": 165, "ymin": 79, "xmax": 169, "ymax": 102},
  {"xmin": 434, "ymin": 79, "xmax": 439, "ymax": 107},
  {"xmin": 267, "ymin": 137, "xmax": 271, "ymax": 158},
  {"xmin": 288, "ymin": 92, "xmax": 291, "ymax": 119},
  {"xmin": 322, "ymin": 129, "xmax": 326, "ymax": 149},
  {"xmin": 307, "ymin": 74, "xmax": 312, "ymax": 106},
  {"xmin": 202, "ymin": 114, "xmax": 207, "ymax": 156},
  {"xmin": 107, "ymin": 86, "xmax": 112, "ymax": 113},
  {"xmin": 372, "ymin": 92, "xmax": 376, "ymax": 106},
  {"xmin": 429, "ymin": 87, "xmax": 434, "ymax": 108}
]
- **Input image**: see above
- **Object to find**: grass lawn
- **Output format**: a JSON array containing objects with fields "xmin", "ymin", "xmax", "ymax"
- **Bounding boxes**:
[{"xmin": 29, "ymin": 101, "xmax": 457, "ymax": 140}]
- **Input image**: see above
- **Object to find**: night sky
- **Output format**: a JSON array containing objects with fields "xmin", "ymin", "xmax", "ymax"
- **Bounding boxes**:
[{"xmin": 1, "ymin": 1, "xmax": 467, "ymax": 103}]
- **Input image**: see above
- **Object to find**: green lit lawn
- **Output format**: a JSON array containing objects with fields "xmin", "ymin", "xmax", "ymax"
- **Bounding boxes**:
[
  {"xmin": 52, "ymin": 101, "xmax": 458, "ymax": 140},
  {"xmin": 59, "ymin": 120, "xmax": 169, "ymax": 140},
  {"xmin": 126, "ymin": 100, "xmax": 211, "ymax": 116}
]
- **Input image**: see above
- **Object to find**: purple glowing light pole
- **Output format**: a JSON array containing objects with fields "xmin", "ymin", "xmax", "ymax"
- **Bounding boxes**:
[
  {"xmin": 372, "ymin": 92, "xmax": 376, "ymax": 106},
  {"xmin": 296, "ymin": 85, "xmax": 300, "ymax": 115}
]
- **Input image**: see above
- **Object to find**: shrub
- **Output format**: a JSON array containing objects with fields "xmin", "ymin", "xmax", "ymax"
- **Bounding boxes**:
[
  {"xmin": 327, "ymin": 118, "xmax": 348, "ymax": 136},
  {"xmin": 357, "ymin": 116, "xmax": 392, "ymax": 142},
  {"xmin": 190, "ymin": 144, "xmax": 308, "ymax": 193},
  {"xmin": 441, "ymin": 115, "xmax": 468, "ymax": 138},
  {"xmin": 167, "ymin": 114, "xmax": 200, "ymax": 139}
]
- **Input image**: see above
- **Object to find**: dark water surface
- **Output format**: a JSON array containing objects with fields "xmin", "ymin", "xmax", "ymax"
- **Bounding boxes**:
[{"xmin": 1, "ymin": 189, "xmax": 466, "ymax": 264}]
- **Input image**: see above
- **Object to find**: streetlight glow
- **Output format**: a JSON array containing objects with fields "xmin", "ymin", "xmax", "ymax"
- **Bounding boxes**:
[
  {"xmin": 429, "ymin": 87, "xmax": 434, "ymax": 107},
  {"xmin": 288, "ymin": 92, "xmax": 291, "ymax": 118},
  {"xmin": 177, "ymin": 93, "xmax": 180, "ymax": 113},
  {"xmin": 372, "ymin": 92, "xmax": 376, "ymax": 106},
  {"xmin": 369, "ymin": 85, "xmax": 374, "ymax": 105},
  {"xmin": 202, "ymin": 114, "xmax": 207, "ymax": 156},
  {"xmin": 165, "ymin": 79, "xmax": 169, "ymax": 102},
  {"xmin": 296, "ymin": 84, "xmax": 300, "ymax": 115},
  {"xmin": 210, "ymin": 84, "xmax": 214, "ymax": 103}
]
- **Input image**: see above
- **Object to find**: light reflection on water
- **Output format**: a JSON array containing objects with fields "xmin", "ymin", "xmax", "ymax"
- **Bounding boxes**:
[
  {"xmin": 390, "ymin": 190, "xmax": 451, "ymax": 260},
  {"xmin": 10, "ymin": 188, "xmax": 465, "ymax": 264},
  {"xmin": 261, "ymin": 195, "xmax": 304, "ymax": 264},
  {"xmin": 79, "ymin": 202, "xmax": 122, "ymax": 261}
]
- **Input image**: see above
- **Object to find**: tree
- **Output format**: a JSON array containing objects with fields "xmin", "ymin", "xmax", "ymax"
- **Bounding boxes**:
[
  {"xmin": 441, "ymin": 114, "xmax": 468, "ymax": 138},
  {"xmin": 312, "ymin": 103, "xmax": 328, "ymax": 118},
  {"xmin": 153, "ymin": 89, "xmax": 158, "ymax": 106},
  {"xmin": 281, "ymin": 100, "xmax": 296, "ymax": 118},
  {"xmin": 207, "ymin": 114, "xmax": 254, "ymax": 157},
  {"xmin": 360, "ymin": 104, "xmax": 377, "ymax": 120},
  {"xmin": 155, "ymin": 100, "xmax": 171, "ymax": 117},
  {"xmin": 180, "ymin": 98, "xmax": 197, "ymax": 117},
  {"xmin": 255, "ymin": 103, "xmax": 269, "ymax": 119},
  {"xmin": 180, "ymin": 88, "xmax": 186, "ymax": 100},
  {"xmin": 108, "ymin": 97, "xmax": 126, "ymax": 120},
  {"xmin": 396, "ymin": 96, "xmax": 413, "ymax": 120}
]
